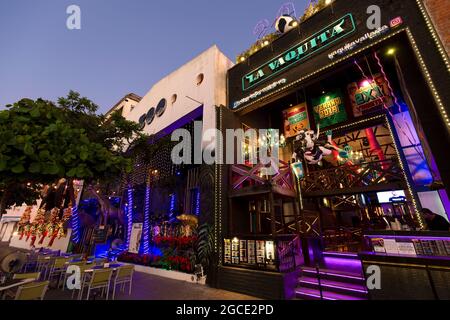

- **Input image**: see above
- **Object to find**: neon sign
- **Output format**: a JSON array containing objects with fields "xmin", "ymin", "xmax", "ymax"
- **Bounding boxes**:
[{"xmin": 242, "ymin": 14, "xmax": 356, "ymax": 91}]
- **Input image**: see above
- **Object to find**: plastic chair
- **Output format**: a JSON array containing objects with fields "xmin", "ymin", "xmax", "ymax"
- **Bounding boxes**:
[
  {"xmin": 48, "ymin": 257, "xmax": 69, "ymax": 286},
  {"xmin": 80, "ymin": 269, "xmax": 113, "ymax": 300},
  {"xmin": 14, "ymin": 281, "xmax": 50, "ymax": 300},
  {"xmin": 13, "ymin": 272, "xmax": 41, "ymax": 280},
  {"xmin": 111, "ymin": 265, "xmax": 134, "ymax": 299}
]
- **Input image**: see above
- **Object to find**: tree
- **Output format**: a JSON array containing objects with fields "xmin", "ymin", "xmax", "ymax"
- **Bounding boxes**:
[{"xmin": 0, "ymin": 92, "xmax": 144, "ymax": 218}]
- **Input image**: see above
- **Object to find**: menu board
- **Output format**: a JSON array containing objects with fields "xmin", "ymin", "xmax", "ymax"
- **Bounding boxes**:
[
  {"xmin": 247, "ymin": 240, "xmax": 256, "ymax": 264},
  {"xmin": 312, "ymin": 90, "xmax": 347, "ymax": 128},
  {"xmin": 347, "ymin": 74, "xmax": 394, "ymax": 117},
  {"xmin": 282, "ymin": 103, "xmax": 309, "ymax": 138},
  {"xmin": 224, "ymin": 239, "xmax": 231, "ymax": 264},
  {"xmin": 370, "ymin": 237, "xmax": 450, "ymax": 257},
  {"xmin": 256, "ymin": 241, "xmax": 265, "ymax": 265},
  {"xmin": 231, "ymin": 240, "xmax": 240, "ymax": 264},
  {"xmin": 239, "ymin": 240, "xmax": 248, "ymax": 263}
]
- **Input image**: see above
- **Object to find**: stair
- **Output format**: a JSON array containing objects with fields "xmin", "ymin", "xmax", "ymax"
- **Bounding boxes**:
[{"xmin": 296, "ymin": 265, "xmax": 368, "ymax": 300}]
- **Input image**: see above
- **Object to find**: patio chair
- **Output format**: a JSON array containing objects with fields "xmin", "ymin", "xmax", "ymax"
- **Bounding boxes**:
[
  {"xmin": 36, "ymin": 255, "xmax": 52, "ymax": 279},
  {"xmin": 111, "ymin": 265, "xmax": 134, "ymax": 299},
  {"xmin": 48, "ymin": 257, "xmax": 69, "ymax": 287},
  {"xmin": 14, "ymin": 281, "xmax": 50, "ymax": 300},
  {"xmin": 80, "ymin": 269, "xmax": 113, "ymax": 300},
  {"xmin": 13, "ymin": 272, "xmax": 41, "ymax": 280}
]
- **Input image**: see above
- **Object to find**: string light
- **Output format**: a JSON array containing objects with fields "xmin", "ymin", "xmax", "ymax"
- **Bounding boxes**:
[
  {"xmin": 405, "ymin": 29, "xmax": 450, "ymax": 130},
  {"xmin": 386, "ymin": 118, "xmax": 425, "ymax": 229},
  {"xmin": 126, "ymin": 187, "xmax": 133, "ymax": 249},
  {"xmin": 233, "ymin": 28, "xmax": 406, "ymax": 112}
]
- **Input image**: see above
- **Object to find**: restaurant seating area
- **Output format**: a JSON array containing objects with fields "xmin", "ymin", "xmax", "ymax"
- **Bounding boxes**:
[{"xmin": 0, "ymin": 248, "xmax": 134, "ymax": 300}]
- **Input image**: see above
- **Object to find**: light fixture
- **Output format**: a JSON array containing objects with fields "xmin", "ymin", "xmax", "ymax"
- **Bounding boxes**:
[{"xmin": 386, "ymin": 48, "xmax": 396, "ymax": 55}]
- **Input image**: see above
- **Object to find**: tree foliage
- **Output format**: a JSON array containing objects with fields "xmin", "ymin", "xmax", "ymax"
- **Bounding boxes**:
[{"xmin": 0, "ymin": 91, "xmax": 145, "ymax": 215}]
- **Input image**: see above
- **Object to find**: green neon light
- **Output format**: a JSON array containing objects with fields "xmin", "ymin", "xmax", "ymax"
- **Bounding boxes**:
[{"xmin": 242, "ymin": 13, "xmax": 356, "ymax": 91}]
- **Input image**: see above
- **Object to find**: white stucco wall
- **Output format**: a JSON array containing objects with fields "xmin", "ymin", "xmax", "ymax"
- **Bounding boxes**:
[{"xmin": 126, "ymin": 45, "xmax": 233, "ymax": 147}]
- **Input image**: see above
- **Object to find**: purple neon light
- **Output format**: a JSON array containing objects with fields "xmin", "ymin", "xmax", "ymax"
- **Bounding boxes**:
[
  {"xmin": 302, "ymin": 269, "xmax": 365, "ymax": 281},
  {"xmin": 323, "ymin": 251, "xmax": 359, "ymax": 257},
  {"xmin": 365, "ymin": 235, "xmax": 450, "ymax": 241},
  {"xmin": 300, "ymin": 279, "xmax": 368, "ymax": 294}
]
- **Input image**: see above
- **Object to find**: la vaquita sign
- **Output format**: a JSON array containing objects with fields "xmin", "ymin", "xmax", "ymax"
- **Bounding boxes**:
[{"xmin": 242, "ymin": 13, "xmax": 356, "ymax": 91}]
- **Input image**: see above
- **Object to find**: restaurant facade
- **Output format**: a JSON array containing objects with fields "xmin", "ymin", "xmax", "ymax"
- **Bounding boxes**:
[{"xmin": 215, "ymin": 0, "xmax": 450, "ymax": 300}]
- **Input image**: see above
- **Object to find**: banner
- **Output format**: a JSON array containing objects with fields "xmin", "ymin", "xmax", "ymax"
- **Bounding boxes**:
[
  {"xmin": 347, "ymin": 73, "xmax": 394, "ymax": 117},
  {"xmin": 129, "ymin": 223, "xmax": 143, "ymax": 254},
  {"xmin": 282, "ymin": 103, "xmax": 309, "ymax": 138},
  {"xmin": 312, "ymin": 90, "xmax": 347, "ymax": 128}
]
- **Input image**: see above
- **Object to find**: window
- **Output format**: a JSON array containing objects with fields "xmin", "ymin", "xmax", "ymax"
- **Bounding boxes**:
[
  {"xmin": 196, "ymin": 73, "xmax": 204, "ymax": 86},
  {"xmin": 155, "ymin": 98, "xmax": 167, "ymax": 117},
  {"xmin": 146, "ymin": 108, "xmax": 155, "ymax": 125}
]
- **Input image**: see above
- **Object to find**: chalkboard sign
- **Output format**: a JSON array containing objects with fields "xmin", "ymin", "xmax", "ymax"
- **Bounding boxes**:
[{"xmin": 93, "ymin": 227, "xmax": 108, "ymax": 243}]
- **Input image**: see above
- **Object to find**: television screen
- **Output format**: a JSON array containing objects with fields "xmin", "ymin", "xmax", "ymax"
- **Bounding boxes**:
[{"xmin": 377, "ymin": 190, "xmax": 406, "ymax": 203}]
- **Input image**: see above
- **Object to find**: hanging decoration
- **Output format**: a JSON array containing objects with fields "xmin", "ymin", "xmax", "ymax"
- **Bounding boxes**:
[
  {"xmin": 292, "ymin": 126, "xmax": 348, "ymax": 165},
  {"xmin": 18, "ymin": 206, "xmax": 32, "ymax": 240}
]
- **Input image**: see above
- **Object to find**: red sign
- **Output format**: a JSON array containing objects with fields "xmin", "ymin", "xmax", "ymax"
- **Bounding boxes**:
[{"xmin": 390, "ymin": 17, "xmax": 403, "ymax": 28}]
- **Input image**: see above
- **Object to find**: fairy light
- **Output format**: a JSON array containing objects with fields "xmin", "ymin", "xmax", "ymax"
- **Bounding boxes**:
[
  {"xmin": 405, "ymin": 29, "xmax": 450, "ymax": 130},
  {"xmin": 415, "ymin": 0, "xmax": 450, "ymax": 72},
  {"xmin": 386, "ymin": 118, "xmax": 425, "ymax": 229}
]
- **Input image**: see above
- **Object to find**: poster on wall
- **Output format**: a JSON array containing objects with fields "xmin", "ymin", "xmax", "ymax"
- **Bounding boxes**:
[
  {"xmin": 129, "ymin": 223, "xmax": 143, "ymax": 254},
  {"xmin": 347, "ymin": 73, "xmax": 394, "ymax": 117},
  {"xmin": 312, "ymin": 90, "xmax": 347, "ymax": 128},
  {"xmin": 282, "ymin": 103, "xmax": 309, "ymax": 138}
]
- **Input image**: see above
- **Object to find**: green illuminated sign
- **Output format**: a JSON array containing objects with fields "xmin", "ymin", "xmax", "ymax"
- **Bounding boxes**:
[
  {"xmin": 312, "ymin": 90, "xmax": 348, "ymax": 128},
  {"xmin": 242, "ymin": 14, "xmax": 356, "ymax": 91}
]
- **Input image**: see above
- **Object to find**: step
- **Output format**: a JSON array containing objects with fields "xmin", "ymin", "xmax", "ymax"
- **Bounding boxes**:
[
  {"xmin": 322, "ymin": 251, "xmax": 360, "ymax": 259},
  {"xmin": 299, "ymin": 276, "xmax": 368, "ymax": 297},
  {"xmin": 301, "ymin": 267, "xmax": 365, "ymax": 284},
  {"xmin": 295, "ymin": 287, "xmax": 367, "ymax": 301}
]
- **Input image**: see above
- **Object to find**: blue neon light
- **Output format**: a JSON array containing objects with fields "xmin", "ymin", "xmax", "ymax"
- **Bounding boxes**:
[{"xmin": 142, "ymin": 185, "xmax": 151, "ymax": 255}]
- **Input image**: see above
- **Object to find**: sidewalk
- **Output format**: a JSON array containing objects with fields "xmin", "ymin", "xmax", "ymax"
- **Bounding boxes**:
[{"xmin": 45, "ymin": 271, "xmax": 259, "ymax": 300}]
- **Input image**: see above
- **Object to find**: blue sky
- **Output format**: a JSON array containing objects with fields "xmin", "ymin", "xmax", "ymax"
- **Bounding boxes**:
[{"xmin": 0, "ymin": 0, "xmax": 309, "ymax": 114}]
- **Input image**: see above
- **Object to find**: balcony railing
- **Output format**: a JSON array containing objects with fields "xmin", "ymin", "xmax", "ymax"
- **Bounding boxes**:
[
  {"xmin": 231, "ymin": 159, "xmax": 296, "ymax": 195},
  {"xmin": 300, "ymin": 159, "xmax": 405, "ymax": 196}
]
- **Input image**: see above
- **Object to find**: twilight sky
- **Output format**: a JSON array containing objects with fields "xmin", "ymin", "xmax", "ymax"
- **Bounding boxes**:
[{"xmin": 0, "ymin": 0, "xmax": 310, "ymax": 114}]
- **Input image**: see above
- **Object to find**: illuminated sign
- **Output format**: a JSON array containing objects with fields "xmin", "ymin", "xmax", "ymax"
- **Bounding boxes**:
[
  {"xmin": 282, "ymin": 103, "xmax": 309, "ymax": 138},
  {"xmin": 347, "ymin": 74, "xmax": 393, "ymax": 117},
  {"xmin": 312, "ymin": 90, "xmax": 347, "ymax": 128},
  {"xmin": 233, "ymin": 78, "xmax": 287, "ymax": 109},
  {"xmin": 242, "ymin": 14, "xmax": 356, "ymax": 91}
]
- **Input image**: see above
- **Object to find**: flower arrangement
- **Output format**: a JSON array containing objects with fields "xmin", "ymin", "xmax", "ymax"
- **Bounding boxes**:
[
  {"xmin": 117, "ymin": 252, "xmax": 161, "ymax": 266},
  {"xmin": 153, "ymin": 236, "xmax": 197, "ymax": 249},
  {"xmin": 167, "ymin": 256, "xmax": 192, "ymax": 272}
]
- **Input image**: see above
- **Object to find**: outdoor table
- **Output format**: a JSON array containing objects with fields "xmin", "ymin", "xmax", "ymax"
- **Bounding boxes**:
[
  {"xmin": 84, "ymin": 263, "xmax": 123, "ymax": 273},
  {"xmin": 0, "ymin": 278, "xmax": 34, "ymax": 300}
]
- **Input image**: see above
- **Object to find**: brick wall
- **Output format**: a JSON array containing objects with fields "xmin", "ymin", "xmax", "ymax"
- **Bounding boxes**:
[{"xmin": 423, "ymin": 0, "xmax": 450, "ymax": 56}]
